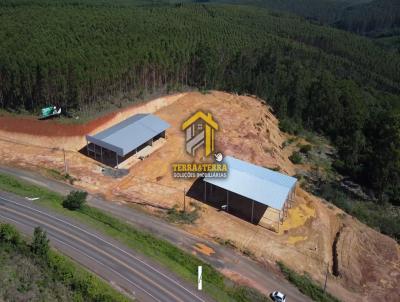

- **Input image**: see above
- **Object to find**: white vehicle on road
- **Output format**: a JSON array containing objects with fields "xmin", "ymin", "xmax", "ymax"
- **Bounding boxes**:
[{"xmin": 270, "ymin": 291, "xmax": 286, "ymax": 302}]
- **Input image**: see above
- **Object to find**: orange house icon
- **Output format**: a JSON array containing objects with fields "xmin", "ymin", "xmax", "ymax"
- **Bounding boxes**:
[{"xmin": 182, "ymin": 111, "xmax": 219, "ymax": 156}]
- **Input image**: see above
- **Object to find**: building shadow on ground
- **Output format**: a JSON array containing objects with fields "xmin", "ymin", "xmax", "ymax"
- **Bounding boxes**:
[{"xmin": 187, "ymin": 178, "xmax": 268, "ymax": 224}]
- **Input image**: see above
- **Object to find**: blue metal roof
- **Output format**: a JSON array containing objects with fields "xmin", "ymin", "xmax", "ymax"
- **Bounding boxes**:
[
  {"xmin": 204, "ymin": 156, "xmax": 297, "ymax": 210},
  {"xmin": 86, "ymin": 114, "xmax": 170, "ymax": 156}
]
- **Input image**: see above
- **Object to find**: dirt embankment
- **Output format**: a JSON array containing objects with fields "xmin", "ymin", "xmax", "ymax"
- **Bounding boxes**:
[
  {"xmin": 0, "ymin": 93, "xmax": 185, "ymax": 150},
  {"xmin": 336, "ymin": 216, "xmax": 400, "ymax": 301},
  {"xmin": 0, "ymin": 91, "xmax": 398, "ymax": 302}
]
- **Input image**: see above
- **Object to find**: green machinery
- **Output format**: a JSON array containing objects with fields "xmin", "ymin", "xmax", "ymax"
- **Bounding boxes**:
[{"xmin": 39, "ymin": 106, "xmax": 61, "ymax": 120}]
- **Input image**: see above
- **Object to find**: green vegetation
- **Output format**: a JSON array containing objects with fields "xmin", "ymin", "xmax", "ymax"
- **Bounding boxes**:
[
  {"xmin": 289, "ymin": 152, "xmax": 303, "ymax": 164},
  {"xmin": 0, "ymin": 172, "xmax": 270, "ymax": 302},
  {"xmin": 290, "ymin": 123, "xmax": 400, "ymax": 242},
  {"xmin": 209, "ymin": 0, "xmax": 400, "ymax": 44},
  {"xmin": 62, "ymin": 190, "xmax": 87, "ymax": 210},
  {"xmin": 0, "ymin": 223, "xmax": 130, "ymax": 302},
  {"xmin": 47, "ymin": 169, "xmax": 77, "ymax": 184},
  {"xmin": 215, "ymin": 237, "xmax": 237, "ymax": 249},
  {"xmin": 299, "ymin": 144, "xmax": 312, "ymax": 154},
  {"xmin": 0, "ymin": 0, "xmax": 399, "ymax": 208},
  {"xmin": 0, "ymin": 223, "xmax": 21, "ymax": 245},
  {"xmin": 166, "ymin": 202, "xmax": 201, "ymax": 224},
  {"xmin": 0, "ymin": 173, "xmax": 62, "ymax": 201},
  {"xmin": 277, "ymin": 261, "xmax": 341, "ymax": 302},
  {"xmin": 318, "ymin": 182, "xmax": 400, "ymax": 241},
  {"xmin": 31, "ymin": 227, "xmax": 50, "ymax": 257},
  {"xmin": 279, "ymin": 119, "xmax": 302, "ymax": 135},
  {"xmin": 294, "ymin": 129, "xmax": 400, "ymax": 241},
  {"xmin": 334, "ymin": 0, "xmax": 400, "ymax": 38},
  {"xmin": 376, "ymin": 34, "xmax": 400, "ymax": 49}
]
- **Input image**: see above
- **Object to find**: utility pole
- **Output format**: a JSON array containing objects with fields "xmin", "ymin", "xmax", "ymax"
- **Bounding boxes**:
[
  {"xmin": 183, "ymin": 188, "xmax": 186, "ymax": 212},
  {"xmin": 323, "ymin": 262, "xmax": 329, "ymax": 294},
  {"xmin": 63, "ymin": 149, "xmax": 67, "ymax": 175}
]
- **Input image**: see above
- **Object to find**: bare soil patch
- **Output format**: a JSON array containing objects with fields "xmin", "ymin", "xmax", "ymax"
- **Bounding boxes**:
[{"xmin": 0, "ymin": 91, "xmax": 398, "ymax": 302}]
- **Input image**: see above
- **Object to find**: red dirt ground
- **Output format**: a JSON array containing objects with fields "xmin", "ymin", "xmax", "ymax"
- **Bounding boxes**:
[
  {"xmin": 0, "ymin": 91, "xmax": 398, "ymax": 302},
  {"xmin": 0, "ymin": 93, "xmax": 185, "ymax": 137},
  {"xmin": 0, "ymin": 105, "xmax": 140, "ymax": 136}
]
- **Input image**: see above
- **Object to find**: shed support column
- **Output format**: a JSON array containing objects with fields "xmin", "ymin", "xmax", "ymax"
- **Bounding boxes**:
[
  {"xmin": 282, "ymin": 203, "xmax": 285, "ymax": 220},
  {"xmin": 284, "ymin": 201, "xmax": 287, "ymax": 218},
  {"xmin": 204, "ymin": 181, "xmax": 206, "ymax": 201},
  {"xmin": 277, "ymin": 211, "xmax": 280, "ymax": 232},
  {"xmin": 286, "ymin": 200, "xmax": 289, "ymax": 217},
  {"xmin": 251, "ymin": 200, "xmax": 254, "ymax": 223},
  {"xmin": 226, "ymin": 191, "xmax": 229, "ymax": 211},
  {"xmin": 86, "ymin": 139, "xmax": 89, "ymax": 156},
  {"xmin": 116, "ymin": 152, "xmax": 119, "ymax": 169},
  {"xmin": 100, "ymin": 146, "xmax": 103, "ymax": 163}
]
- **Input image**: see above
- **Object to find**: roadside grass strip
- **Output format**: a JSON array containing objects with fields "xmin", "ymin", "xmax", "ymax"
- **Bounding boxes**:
[
  {"xmin": 0, "ymin": 173, "xmax": 270, "ymax": 302},
  {"xmin": 277, "ymin": 262, "xmax": 341, "ymax": 302},
  {"xmin": 0, "ymin": 224, "xmax": 131, "ymax": 302}
]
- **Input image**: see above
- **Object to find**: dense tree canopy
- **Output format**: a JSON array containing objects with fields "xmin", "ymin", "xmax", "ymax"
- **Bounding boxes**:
[
  {"xmin": 334, "ymin": 0, "xmax": 400, "ymax": 36},
  {"xmin": 209, "ymin": 0, "xmax": 400, "ymax": 38},
  {"xmin": 0, "ymin": 0, "xmax": 399, "ymax": 204}
]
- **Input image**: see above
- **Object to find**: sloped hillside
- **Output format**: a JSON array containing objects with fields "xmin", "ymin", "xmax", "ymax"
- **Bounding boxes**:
[{"xmin": 0, "ymin": 91, "xmax": 398, "ymax": 301}]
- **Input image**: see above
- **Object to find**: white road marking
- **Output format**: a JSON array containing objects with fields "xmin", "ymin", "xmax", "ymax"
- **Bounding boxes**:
[
  {"xmin": 198, "ymin": 266, "xmax": 203, "ymax": 290},
  {"xmin": 0, "ymin": 196, "xmax": 205, "ymax": 302},
  {"xmin": 0, "ymin": 213, "xmax": 161, "ymax": 302}
]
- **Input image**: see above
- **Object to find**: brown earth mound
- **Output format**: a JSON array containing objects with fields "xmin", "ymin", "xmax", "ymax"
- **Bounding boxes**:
[
  {"xmin": 0, "ymin": 113, "xmax": 110, "ymax": 137},
  {"xmin": 337, "ymin": 216, "xmax": 400, "ymax": 301},
  {"xmin": 0, "ymin": 93, "xmax": 185, "ymax": 150},
  {"xmin": 0, "ymin": 91, "xmax": 398, "ymax": 302},
  {"xmin": 0, "ymin": 93, "xmax": 185, "ymax": 137}
]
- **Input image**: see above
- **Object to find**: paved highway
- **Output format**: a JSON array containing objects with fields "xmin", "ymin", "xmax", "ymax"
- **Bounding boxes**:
[
  {"xmin": 0, "ymin": 165, "xmax": 312, "ymax": 302},
  {"xmin": 0, "ymin": 192, "xmax": 210, "ymax": 302}
]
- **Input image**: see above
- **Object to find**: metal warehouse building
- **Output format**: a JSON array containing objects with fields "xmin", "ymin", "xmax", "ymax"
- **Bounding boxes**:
[
  {"xmin": 86, "ymin": 114, "xmax": 170, "ymax": 168},
  {"xmin": 203, "ymin": 156, "xmax": 297, "ymax": 229}
]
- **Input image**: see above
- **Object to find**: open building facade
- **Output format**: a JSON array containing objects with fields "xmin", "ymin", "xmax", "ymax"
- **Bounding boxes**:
[
  {"xmin": 203, "ymin": 156, "xmax": 297, "ymax": 230},
  {"xmin": 86, "ymin": 114, "xmax": 170, "ymax": 168}
]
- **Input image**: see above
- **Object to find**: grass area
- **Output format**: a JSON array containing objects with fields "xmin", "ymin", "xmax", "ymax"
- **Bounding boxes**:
[
  {"xmin": 277, "ymin": 262, "xmax": 341, "ymax": 302},
  {"xmin": 0, "ymin": 225, "xmax": 130, "ymax": 302},
  {"xmin": 0, "ymin": 172, "xmax": 271, "ymax": 302},
  {"xmin": 281, "ymin": 125, "xmax": 399, "ymax": 242},
  {"xmin": 318, "ymin": 182, "xmax": 400, "ymax": 241},
  {"xmin": 0, "ymin": 85, "xmax": 187, "ymax": 125},
  {"xmin": 289, "ymin": 151, "xmax": 303, "ymax": 164},
  {"xmin": 375, "ymin": 35, "xmax": 400, "ymax": 49},
  {"xmin": 56, "ymin": 86, "xmax": 189, "ymax": 125},
  {"xmin": 290, "ymin": 129, "xmax": 400, "ymax": 242},
  {"xmin": 166, "ymin": 202, "xmax": 201, "ymax": 224},
  {"xmin": 45, "ymin": 169, "xmax": 76, "ymax": 185},
  {"xmin": 0, "ymin": 244, "xmax": 74, "ymax": 301}
]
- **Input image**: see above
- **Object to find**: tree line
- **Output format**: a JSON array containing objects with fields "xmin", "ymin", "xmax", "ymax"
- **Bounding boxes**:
[
  {"xmin": 0, "ymin": 223, "xmax": 129, "ymax": 301},
  {"xmin": 0, "ymin": 1, "xmax": 399, "ymax": 205},
  {"xmin": 207, "ymin": 0, "xmax": 400, "ymax": 41}
]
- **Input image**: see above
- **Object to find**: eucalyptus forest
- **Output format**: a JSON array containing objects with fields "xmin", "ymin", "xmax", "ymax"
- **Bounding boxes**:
[{"xmin": 0, "ymin": 0, "xmax": 399, "ymax": 234}]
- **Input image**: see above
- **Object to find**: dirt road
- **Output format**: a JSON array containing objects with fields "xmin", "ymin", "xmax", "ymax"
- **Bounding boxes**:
[
  {"xmin": 0, "ymin": 165, "xmax": 312, "ymax": 302},
  {"xmin": 0, "ymin": 191, "xmax": 210, "ymax": 302},
  {"xmin": 0, "ymin": 91, "xmax": 398, "ymax": 302}
]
